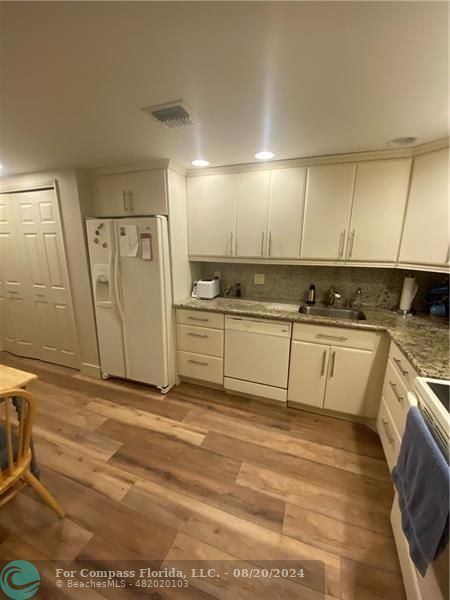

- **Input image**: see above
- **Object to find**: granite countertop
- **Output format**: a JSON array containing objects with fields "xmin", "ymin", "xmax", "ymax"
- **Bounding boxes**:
[{"xmin": 175, "ymin": 297, "xmax": 450, "ymax": 380}]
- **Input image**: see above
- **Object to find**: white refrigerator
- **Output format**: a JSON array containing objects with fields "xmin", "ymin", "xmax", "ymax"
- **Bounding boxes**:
[{"xmin": 86, "ymin": 216, "xmax": 175, "ymax": 392}]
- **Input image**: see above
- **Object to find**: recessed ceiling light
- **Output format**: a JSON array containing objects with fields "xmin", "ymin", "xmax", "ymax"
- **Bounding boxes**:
[
  {"xmin": 387, "ymin": 137, "xmax": 417, "ymax": 147},
  {"xmin": 192, "ymin": 159, "xmax": 210, "ymax": 167},
  {"xmin": 255, "ymin": 151, "xmax": 275, "ymax": 160}
]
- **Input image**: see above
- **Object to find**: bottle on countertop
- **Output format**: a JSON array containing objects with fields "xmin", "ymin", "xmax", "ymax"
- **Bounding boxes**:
[
  {"xmin": 236, "ymin": 283, "xmax": 241, "ymax": 298},
  {"xmin": 307, "ymin": 284, "xmax": 316, "ymax": 305}
]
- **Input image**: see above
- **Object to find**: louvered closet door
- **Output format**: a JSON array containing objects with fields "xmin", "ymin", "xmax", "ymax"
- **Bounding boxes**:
[
  {"xmin": 0, "ymin": 194, "xmax": 37, "ymax": 357},
  {"xmin": 13, "ymin": 188, "xmax": 79, "ymax": 368}
]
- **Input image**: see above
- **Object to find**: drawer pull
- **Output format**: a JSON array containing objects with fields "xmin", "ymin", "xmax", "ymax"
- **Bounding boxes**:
[
  {"xmin": 381, "ymin": 418, "xmax": 394, "ymax": 445},
  {"xmin": 187, "ymin": 316, "xmax": 209, "ymax": 323},
  {"xmin": 393, "ymin": 357, "xmax": 408, "ymax": 377},
  {"xmin": 320, "ymin": 350, "xmax": 327, "ymax": 377},
  {"xmin": 316, "ymin": 333, "xmax": 348, "ymax": 342},
  {"xmin": 389, "ymin": 381, "xmax": 404, "ymax": 403},
  {"xmin": 187, "ymin": 332, "xmax": 208, "ymax": 339},
  {"xmin": 188, "ymin": 359, "xmax": 208, "ymax": 366}
]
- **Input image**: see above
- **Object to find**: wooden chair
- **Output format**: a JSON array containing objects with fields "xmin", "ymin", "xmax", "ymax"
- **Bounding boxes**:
[{"xmin": 0, "ymin": 389, "xmax": 64, "ymax": 518}]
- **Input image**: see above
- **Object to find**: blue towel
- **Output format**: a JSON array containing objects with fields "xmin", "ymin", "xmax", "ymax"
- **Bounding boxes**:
[{"xmin": 392, "ymin": 406, "xmax": 449, "ymax": 577}]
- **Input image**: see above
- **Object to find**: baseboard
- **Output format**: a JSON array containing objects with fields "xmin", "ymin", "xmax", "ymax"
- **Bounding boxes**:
[{"xmin": 80, "ymin": 362, "xmax": 101, "ymax": 379}]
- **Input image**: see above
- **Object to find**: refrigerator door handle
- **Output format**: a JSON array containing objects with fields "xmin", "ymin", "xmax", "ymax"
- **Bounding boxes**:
[{"xmin": 113, "ymin": 247, "xmax": 125, "ymax": 321}]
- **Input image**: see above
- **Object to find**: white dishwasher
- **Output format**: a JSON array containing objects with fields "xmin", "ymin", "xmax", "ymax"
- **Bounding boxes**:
[{"xmin": 224, "ymin": 316, "xmax": 292, "ymax": 404}]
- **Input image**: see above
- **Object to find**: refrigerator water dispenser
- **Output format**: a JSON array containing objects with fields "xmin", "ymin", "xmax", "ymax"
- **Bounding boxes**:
[{"xmin": 93, "ymin": 265, "xmax": 112, "ymax": 306}]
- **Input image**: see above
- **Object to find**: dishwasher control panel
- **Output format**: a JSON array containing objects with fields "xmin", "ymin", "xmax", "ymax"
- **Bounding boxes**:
[{"xmin": 225, "ymin": 316, "xmax": 291, "ymax": 337}]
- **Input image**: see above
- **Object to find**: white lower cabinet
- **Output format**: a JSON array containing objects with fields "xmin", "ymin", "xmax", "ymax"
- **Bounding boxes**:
[
  {"xmin": 323, "ymin": 346, "xmax": 374, "ymax": 414},
  {"xmin": 377, "ymin": 398, "xmax": 402, "ymax": 471},
  {"xmin": 287, "ymin": 341, "xmax": 329, "ymax": 408},
  {"xmin": 288, "ymin": 323, "xmax": 387, "ymax": 418},
  {"xmin": 176, "ymin": 309, "xmax": 224, "ymax": 385},
  {"xmin": 176, "ymin": 309, "xmax": 389, "ymax": 419}
]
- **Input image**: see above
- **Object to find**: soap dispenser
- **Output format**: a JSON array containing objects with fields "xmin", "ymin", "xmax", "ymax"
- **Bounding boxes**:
[{"xmin": 307, "ymin": 284, "xmax": 316, "ymax": 305}]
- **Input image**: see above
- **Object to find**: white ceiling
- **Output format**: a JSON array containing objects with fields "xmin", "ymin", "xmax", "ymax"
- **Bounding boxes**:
[{"xmin": 0, "ymin": 2, "xmax": 448, "ymax": 175}]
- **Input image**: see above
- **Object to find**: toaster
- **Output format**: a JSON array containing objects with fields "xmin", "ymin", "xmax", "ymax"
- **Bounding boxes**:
[{"xmin": 192, "ymin": 278, "xmax": 220, "ymax": 299}]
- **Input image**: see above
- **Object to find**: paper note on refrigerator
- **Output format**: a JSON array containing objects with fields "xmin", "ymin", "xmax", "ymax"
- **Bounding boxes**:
[
  {"xmin": 119, "ymin": 225, "xmax": 139, "ymax": 257},
  {"xmin": 141, "ymin": 234, "xmax": 152, "ymax": 260}
]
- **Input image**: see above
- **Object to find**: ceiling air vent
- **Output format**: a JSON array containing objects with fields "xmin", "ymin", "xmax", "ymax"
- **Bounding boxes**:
[{"xmin": 141, "ymin": 100, "xmax": 198, "ymax": 128}]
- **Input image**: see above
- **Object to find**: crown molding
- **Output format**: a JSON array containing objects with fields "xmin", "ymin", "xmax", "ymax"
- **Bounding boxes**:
[{"xmin": 186, "ymin": 137, "xmax": 449, "ymax": 177}]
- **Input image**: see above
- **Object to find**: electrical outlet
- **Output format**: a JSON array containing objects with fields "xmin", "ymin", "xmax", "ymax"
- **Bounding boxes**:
[
  {"xmin": 213, "ymin": 271, "xmax": 221, "ymax": 279},
  {"xmin": 254, "ymin": 273, "xmax": 265, "ymax": 285}
]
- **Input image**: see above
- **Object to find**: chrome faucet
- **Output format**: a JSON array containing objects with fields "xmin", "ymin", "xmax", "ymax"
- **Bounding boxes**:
[
  {"xmin": 348, "ymin": 287, "xmax": 362, "ymax": 309},
  {"xmin": 325, "ymin": 286, "xmax": 341, "ymax": 306}
]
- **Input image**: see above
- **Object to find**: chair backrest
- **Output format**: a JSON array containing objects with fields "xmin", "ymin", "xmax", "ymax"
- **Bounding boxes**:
[{"xmin": 0, "ymin": 389, "xmax": 36, "ymax": 484}]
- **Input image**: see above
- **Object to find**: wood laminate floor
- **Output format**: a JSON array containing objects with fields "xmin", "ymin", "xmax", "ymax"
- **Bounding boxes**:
[{"xmin": 0, "ymin": 352, "xmax": 406, "ymax": 599}]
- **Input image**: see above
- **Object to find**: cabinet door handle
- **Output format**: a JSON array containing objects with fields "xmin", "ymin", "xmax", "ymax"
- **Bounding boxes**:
[
  {"xmin": 329, "ymin": 351, "xmax": 336, "ymax": 378},
  {"xmin": 188, "ymin": 359, "xmax": 208, "ymax": 366},
  {"xmin": 347, "ymin": 229, "xmax": 356, "ymax": 258},
  {"xmin": 382, "ymin": 419, "xmax": 394, "ymax": 445},
  {"xmin": 389, "ymin": 381, "xmax": 404, "ymax": 403},
  {"xmin": 122, "ymin": 190, "xmax": 129, "ymax": 212},
  {"xmin": 187, "ymin": 316, "xmax": 209, "ymax": 322},
  {"xmin": 447, "ymin": 243, "xmax": 450, "ymax": 263},
  {"xmin": 260, "ymin": 232, "xmax": 265, "ymax": 256},
  {"xmin": 187, "ymin": 332, "xmax": 208, "ymax": 339},
  {"xmin": 128, "ymin": 189, "xmax": 134, "ymax": 212},
  {"xmin": 316, "ymin": 333, "xmax": 348, "ymax": 342},
  {"xmin": 320, "ymin": 350, "xmax": 327, "ymax": 377},
  {"xmin": 229, "ymin": 232, "xmax": 234, "ymax": 256},
  {"xmin": 268, "ymin": 231, "xmax": 272, "ymax": 256},
  {"xmin": 393, "ymin": 357, "xmax": 408, "ymax": 377},
  {"xmin": 338, "ymin": 230, "xmax": 346, "ymax": 258}
]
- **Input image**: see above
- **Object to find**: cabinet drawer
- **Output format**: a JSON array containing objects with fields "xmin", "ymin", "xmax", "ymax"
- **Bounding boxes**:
[
  {"xmin": 177, "ymin": 351, "xmax": 223, "ymax": 385},
  {"xmin": 389, "ymin": 342, "xmax": 417, "ymax": 389},
  {"xmin": 176, "ymin": 324, "xmax": 223, "ymax": 357},
  {"xmin": 292, "ymin": 322, "xmax": 379, "ymax": 351},
  {"xmin": 377, "ymin": 398, "xmax": 401, "ymax": 471},
  {"xmin": 176, "ymin": 309, "xmax": 224, "ymax": 330},
  {"xmin": 383, "ymin": 358, "xmax": 409, "ymax": 437}
]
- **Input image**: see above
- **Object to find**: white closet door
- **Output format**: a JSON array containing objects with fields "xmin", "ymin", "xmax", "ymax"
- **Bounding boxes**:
[
  {"xmin": 268, "ymin": 168, "xmax": 306, "ymax": 259},
  {"xmin": 236, "ymin": 171, "xmax": 270, "ymax": 257},
  {"xmin": 301, "ymin": 164, "xmax": 356, "ymax": 260},
  {"xmin": 13, "ymin": 189, "xmax": 79, "ymax": 368},
  {"xmin": 0, "ymin": 194, "xmax": 36, "ymax": 357}
]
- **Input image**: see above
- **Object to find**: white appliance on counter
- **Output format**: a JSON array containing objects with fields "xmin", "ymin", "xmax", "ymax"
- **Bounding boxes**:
[
  {"xmin": 86, "ymin": 216, "xmax": 175, "ymax": 392},
  {"xmin": 391, "ymin": 377, "xmax": 449, "ymax": 600},
  {"xmin": 192, "ymin": 278, "xmax": 221, "ymax": 299},
  {"xmin": 224, "ymin": 316, "xmax": 292, "ymax": 404}
]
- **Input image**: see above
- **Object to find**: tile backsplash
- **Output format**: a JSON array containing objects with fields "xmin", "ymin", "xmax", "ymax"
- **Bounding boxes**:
[{"xmin": 199, "ymin": 263, "xmax": 437, "ymax": 309}]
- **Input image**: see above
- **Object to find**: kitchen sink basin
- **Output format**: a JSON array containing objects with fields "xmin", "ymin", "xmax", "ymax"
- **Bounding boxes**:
[{"xmin": 299, "ymin": 305, "xmax": 366, "ymax": 320}]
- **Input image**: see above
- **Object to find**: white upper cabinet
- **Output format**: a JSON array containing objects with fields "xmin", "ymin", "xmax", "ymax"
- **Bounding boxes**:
[
  {"xmin": 348, "ymin": 159, "xmax": 412, "ymax": 263},
  {"xmin": 187, "ymin": 174, "xmax": 238, "ymax": 257},
  {"xmin": 399, "ymin": 148, "xmax": 449, "ymax": 268},
  {"xmin": 236, "ymin": 171, "xmax": 270, "ymax": 257},
  {"xmin": 94, "ymin": 169, "xmax": 168, "ymax": 217},
  {"xmin": 301, "ymin": 163, "xmax": 356, "ymax": 261},
  {"xmin": 268, "ymin": 168, "xmax": 306, "ymax": 259}
]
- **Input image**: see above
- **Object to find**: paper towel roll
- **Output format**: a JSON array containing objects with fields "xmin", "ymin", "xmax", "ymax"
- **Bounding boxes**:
[{"xmin": 399, "ymin": 276, "xmax": 419, "ymax": 312}]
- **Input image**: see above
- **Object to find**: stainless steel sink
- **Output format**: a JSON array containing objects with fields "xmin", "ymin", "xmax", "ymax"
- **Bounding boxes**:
[{"xmin": 299, "ymin": 305, "xmax": 366, "ymax": 320}]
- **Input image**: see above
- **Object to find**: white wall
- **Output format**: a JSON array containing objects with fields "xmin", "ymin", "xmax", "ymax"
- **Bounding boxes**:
[
  {"xmin": 0, "ymin": 168, "xmax": 100, "ymax": 376},
  {"xmin": 167, "ymin": 169, "xmax": 201, "ymax": 301}
]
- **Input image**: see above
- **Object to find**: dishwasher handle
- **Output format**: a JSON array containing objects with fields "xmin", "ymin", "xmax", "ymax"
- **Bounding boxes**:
[{"xmin": 225, "ymin": 315, "xmax": 291, "ymax": 337}]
